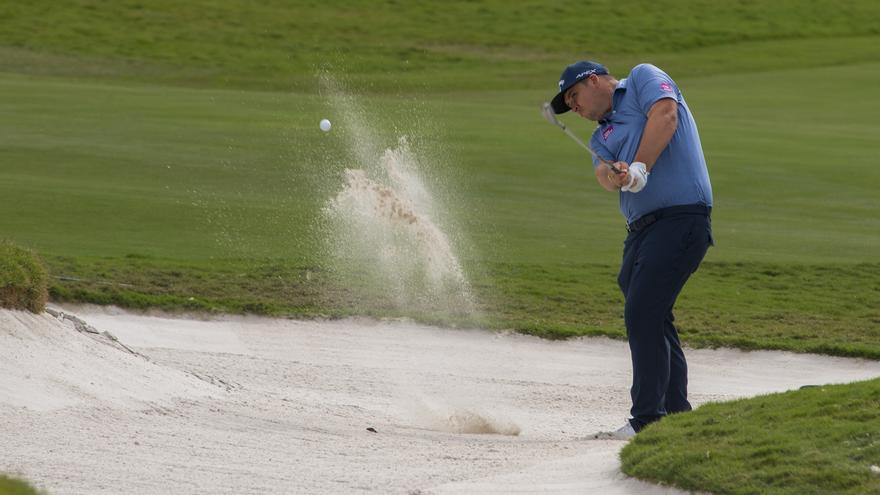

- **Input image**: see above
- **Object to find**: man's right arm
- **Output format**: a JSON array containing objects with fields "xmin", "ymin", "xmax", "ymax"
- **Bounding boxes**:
[{"xmin": 590, "ymin": 137, "xmax": 627, "ymax": 192}]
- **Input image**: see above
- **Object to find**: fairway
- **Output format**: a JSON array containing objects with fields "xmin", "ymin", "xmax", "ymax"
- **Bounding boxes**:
[
  {"xmin": 2, "ymin": 61, "xmax": 879, "ymax": 263},
  {"xmin": 2, "ymin": 58, "xmax": 880, "ymax": 356}
]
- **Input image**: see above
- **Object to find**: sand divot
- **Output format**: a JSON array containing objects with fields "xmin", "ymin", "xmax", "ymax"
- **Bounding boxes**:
[
  {"xmin": 396, "ymin": 392, "xmax": 521, "ymax": 436},
  {"xmin": 441, "ymin": 408, "xmax": 521, "ymax": 436}
]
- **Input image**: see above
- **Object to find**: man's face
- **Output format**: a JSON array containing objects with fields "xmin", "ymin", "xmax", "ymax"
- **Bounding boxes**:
[{"xmin": 564, "ymin": 76, "xmax": 606, "ymax": 120}]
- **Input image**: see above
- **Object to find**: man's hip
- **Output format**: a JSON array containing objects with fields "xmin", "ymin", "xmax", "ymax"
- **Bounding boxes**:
[
  {"xmin": 619, "ymin": 205, "xmax": 713, "ymax": 296},
  {"xmin": 625, "ymin": 204, "xmax": 712, "ymax": 234}
]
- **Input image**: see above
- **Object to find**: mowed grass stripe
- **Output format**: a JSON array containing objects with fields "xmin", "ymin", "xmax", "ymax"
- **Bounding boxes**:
[{"xmin": 2, "ymin": 1, "xmax": 880, "ymax": 91}]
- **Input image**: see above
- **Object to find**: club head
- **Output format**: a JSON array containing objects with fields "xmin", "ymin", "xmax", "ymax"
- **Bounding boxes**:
[{"xmin": 541, "ymin": 102, "xmax": 564, "ymax": 129}]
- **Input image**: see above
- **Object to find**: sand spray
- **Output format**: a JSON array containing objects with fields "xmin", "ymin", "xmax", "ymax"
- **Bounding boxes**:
[{"xmin": 319, "ymin": 75, "xmax": 476, "ymax": 318}]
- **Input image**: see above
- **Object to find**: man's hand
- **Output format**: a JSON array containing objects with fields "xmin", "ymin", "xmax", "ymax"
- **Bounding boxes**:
[
  {"xmin": 603, "ymin": 161, "xmax": 629, "ymax": 190},
  {"xmin": 596, "ymin": 161, "xmax": 648, "ymax": 192},
  {"xmin": 621, "ymin": 162, "xmax": 648, "ymax": 193}
]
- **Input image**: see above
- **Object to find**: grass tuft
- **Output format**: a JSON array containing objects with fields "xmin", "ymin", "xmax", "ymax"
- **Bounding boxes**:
[
  {"xmin": 0, "ymin": 241, "xmax": 49, "ymax": 313},
  {"xmin": 0, "ymin": 475, "xmax": 45, "ymax": 495}
]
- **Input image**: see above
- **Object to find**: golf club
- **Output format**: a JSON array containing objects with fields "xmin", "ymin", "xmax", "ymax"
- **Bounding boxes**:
[{"xmin": 541, "ymin": 102, "xmax": 622, "ymax": 175}]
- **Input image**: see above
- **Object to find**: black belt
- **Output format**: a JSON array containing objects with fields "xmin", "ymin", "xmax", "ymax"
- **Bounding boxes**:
[{"xmin": 626, "ymin": 204, "xmax": 711, "ymax": 233}]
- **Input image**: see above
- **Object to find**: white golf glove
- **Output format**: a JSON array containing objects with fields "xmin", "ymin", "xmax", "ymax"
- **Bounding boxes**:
[{"xmin": 621, "ymin": 162, "xmax": 648, "ymax": 193}]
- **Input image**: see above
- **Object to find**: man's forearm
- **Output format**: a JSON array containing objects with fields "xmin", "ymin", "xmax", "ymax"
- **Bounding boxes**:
[{"xmin": 634, "ymin": 99, "xmax": 678, "ymax": 171}]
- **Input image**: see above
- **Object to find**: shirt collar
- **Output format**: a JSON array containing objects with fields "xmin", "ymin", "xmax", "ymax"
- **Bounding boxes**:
[{"xmin": 598, "ymin": 77, "xmax": 628, "ymax": 125}]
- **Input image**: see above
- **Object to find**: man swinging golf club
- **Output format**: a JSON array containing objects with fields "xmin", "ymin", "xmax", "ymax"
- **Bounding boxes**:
[{"xmin": 547, "ymin": 61, "xmax": 714, "ymax": 439}]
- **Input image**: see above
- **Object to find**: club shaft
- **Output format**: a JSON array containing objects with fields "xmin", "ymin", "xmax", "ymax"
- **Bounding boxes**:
[
  {"xmin": 541, "ymin": 102, "xmax": 621, "ymax": 174},
  {"xmin": 561, "ymin": 127, "xmax": 621, "ymax": 174}
]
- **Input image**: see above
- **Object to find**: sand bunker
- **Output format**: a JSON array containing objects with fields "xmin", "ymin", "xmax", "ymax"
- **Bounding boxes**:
[{"xmin": 2, "ymin": 305, "xmax": 879, "ymax": 494}]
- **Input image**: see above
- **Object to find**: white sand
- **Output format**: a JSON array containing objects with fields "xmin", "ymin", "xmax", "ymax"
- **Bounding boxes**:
[{"xmin": 2, "ymin": 305, "xmax": 878, "ymax": 494}]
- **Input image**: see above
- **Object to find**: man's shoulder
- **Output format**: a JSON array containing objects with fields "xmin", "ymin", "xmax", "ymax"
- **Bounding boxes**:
[{"xmin": 628, "ymin": 63, "xmax": 668, "ymax": 80}]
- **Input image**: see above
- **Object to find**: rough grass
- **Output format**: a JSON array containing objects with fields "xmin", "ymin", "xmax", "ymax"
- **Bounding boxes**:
[
  {"xmin": 0, "ymin": 241, "xmax": 48, "ymax": 313},
  {"xmin": 620, "ymin": 378, "xmax": 880, "ymax": 495},
  {"xmin": 42, "ymin": 256, "xmax": 880, "ymax": 359},
  {"xmin": 0, "ymin": 476, "xmax": 44, "ymax": 495}
]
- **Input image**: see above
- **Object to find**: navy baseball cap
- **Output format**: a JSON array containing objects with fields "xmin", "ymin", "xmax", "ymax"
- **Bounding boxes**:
[{"xmin": 550, "ymin": 61, "xmax": 608, "ymax": 114}]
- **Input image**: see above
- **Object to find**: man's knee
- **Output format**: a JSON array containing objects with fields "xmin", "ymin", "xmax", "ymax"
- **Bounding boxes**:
[{"xmin": 624, "ymin": 297, "xmax": 666, "ymax": 338}]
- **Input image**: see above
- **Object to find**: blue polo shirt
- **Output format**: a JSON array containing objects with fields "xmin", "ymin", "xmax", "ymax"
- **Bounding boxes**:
[{"xmin": 589, "ymin": 64, "xmax": 713, "ymax": 224}]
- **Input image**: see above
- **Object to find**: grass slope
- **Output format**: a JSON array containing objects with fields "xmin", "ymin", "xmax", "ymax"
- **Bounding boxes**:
[{"xmin": 621, "ymin": 378, "xmax": 880, "ymax": 495}]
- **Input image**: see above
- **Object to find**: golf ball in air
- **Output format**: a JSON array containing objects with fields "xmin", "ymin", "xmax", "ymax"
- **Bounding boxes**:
[{"xmin": 319, "ymin": 119, "xmax": 332, "ymax": 132}]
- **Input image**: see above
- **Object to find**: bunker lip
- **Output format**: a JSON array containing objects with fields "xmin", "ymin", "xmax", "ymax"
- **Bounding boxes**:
[{"xmin": 2, "ymin": 304, "xmax": 879, "ymax": 495}]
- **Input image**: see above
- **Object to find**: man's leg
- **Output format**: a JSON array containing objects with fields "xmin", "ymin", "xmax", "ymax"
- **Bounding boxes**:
[
  {"xmin": 664, "ymin": 312, "xmax": 692, "ymax": 414},
  {"xmin": 621, "ymin": 215, "xmax": 710, "ymax": 431}
]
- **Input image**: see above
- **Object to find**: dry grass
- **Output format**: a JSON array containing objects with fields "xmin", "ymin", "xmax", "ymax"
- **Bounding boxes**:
[{"xmin": 0, "ymin": 241, "xmax": 49, "ymax": 313}]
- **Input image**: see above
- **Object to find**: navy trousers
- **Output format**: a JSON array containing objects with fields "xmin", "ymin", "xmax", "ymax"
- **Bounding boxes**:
[{"xmin": 617, "ymin": 205, "xmax": 713, "ymax": 431}]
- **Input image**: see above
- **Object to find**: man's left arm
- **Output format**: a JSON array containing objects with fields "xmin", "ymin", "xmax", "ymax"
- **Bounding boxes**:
[{"xmin": 633, "ymin": 98, "xmax": 678, "ymax": 172}]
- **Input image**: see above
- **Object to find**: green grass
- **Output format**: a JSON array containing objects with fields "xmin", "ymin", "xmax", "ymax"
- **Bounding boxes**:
[
  {"xmin": 621, "ymin": 378, "xmax": 880, "ymax": 495},
  {"xmin": 0, "ymin": 241, "xmax": 48, "ymax": 313},
  {"xmin": 0, "ymin": 476, "xmax": 43, "ymax": 495},
  {"xmin": 2, "ymin": 1, "xmax": 879, "ymax": 91}
]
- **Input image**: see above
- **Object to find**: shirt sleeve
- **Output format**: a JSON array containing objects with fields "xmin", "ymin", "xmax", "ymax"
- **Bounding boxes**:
[
  {"xmin": 589, "ymin": 132, "xmax": 614, "ymax": 169},
  {"xmin": 630, "ymin": 63, "xmax": 681, "ymax": 115}
]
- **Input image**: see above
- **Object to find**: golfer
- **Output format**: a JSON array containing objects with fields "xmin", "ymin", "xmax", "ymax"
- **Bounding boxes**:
[{"xmin": 550, "ymin": 61, "xmax": 713, "ymax": 439}]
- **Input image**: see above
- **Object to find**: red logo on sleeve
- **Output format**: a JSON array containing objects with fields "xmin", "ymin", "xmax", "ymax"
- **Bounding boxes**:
[
  {"xmin": 660, "ymin": 82, "xmax": 673, "ymax": 92},
  {"xmin": 602, "ymin": 126, "xmax": 614, "ymax": 141}
]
